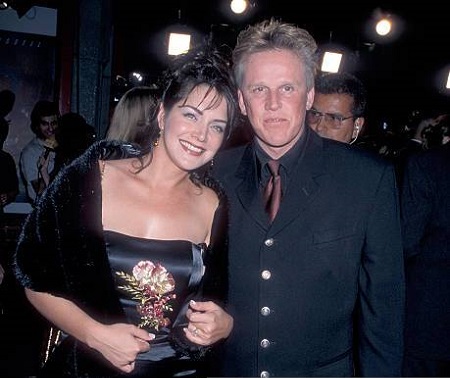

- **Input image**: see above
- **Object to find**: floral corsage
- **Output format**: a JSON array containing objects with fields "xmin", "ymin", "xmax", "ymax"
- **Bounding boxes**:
[{"xmin": 116, "ymin": 260, "xmax": 176, "ymax": 331}]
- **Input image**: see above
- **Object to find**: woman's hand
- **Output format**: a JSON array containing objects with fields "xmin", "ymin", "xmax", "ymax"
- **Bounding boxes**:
[
  {"xmin": 37, "ymin": 151, "xmax": 51, "ymax": 186},
  {"xmin": 183, "ymin": 300, "xmax": 233, "ymax": 346},
  {"xmin": 87, "ymin": 323, "xmax": 155, "ymax": 373}
]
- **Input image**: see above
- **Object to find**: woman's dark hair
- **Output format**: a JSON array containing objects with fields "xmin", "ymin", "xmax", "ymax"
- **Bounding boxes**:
[
  {"xmin": 133, "ymin": 42, "xmax": 239, "ymax": 184},
  {"xmin": 158, "ymin": 42, "xmax": 239, "ymax": 142},
  {"xmin": 30, "ymin": 100, "xmax": 60, "ymax": 137}
]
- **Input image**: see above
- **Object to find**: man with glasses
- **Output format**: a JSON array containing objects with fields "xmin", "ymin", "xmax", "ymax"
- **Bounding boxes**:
[
  {"xmin": 19, "ymin": 100, "xmax": 59, "ymax": 203},
  {"xmin": 307, "ymin": 72, "xmax": 366, "ymax": 144}
]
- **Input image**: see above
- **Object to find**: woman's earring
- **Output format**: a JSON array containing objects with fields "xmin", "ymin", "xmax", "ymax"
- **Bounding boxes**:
[{"xmin": 153, "ymin": 129, "xmax": 162, "ymax": 147}]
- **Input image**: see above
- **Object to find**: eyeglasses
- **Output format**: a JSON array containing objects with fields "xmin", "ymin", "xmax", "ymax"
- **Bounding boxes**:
[{"xmin": 306, "ymin": 109, "xmax": 354, "ymax": 129}]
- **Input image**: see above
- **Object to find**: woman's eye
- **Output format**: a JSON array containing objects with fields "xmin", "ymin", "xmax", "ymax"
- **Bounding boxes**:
[
  {"xmin": 211, "ymin": 124, "xmax": 225, "ymax": 133},
  {"xmin": 184, "ymin": 112, "xmax": 197, "ymax": 121}
]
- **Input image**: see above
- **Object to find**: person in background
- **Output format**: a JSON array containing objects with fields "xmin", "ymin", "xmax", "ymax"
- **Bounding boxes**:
[
  {"xmin": 400, "ymin": 141, "xmax": 450, "ymax": 377},
  {"xmin": 0, "ymin": 89, "xmax": 18, "ymax": 213},
  {"xmin": 0, "ymin": 89, "xmax": 16, "ymax": 142},
  {"xmin": 213, "ymin": 18, "xmax": 404, "ymax": 377},
  {"xmin": 13, "ymin": 43, "xmax": 237, "ymax": 378},
  {"xmin": 106, "ymin": 86, "xmax": 158, "ymax": 148},
  {"xmin": 307, "ymin": 72, "xmax": 367, "ymax": 144},
  {"xmin": 0, "ymin": 90, "xmax": 45, "ymax": 378},
  {"xmin": 53, "ymin": 112, "xmax": 96, "ymax": 175},
  {"xmin": 19, "ymin": 100, "xmax": 59, "ymax": 203},
  {"xmin": 395, "ymin": 110, "xmax": 447, "ymax": 186},
  {"xmin": 420, "ymin": 113, "xmax": 449, "ymax": 150},
  {"xmin": 0, "ymin": 91, "xmax": 19, "ymax": 283}
]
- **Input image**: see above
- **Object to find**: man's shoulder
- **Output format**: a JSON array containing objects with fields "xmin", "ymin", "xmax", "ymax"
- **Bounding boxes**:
[
  {"xmin": 322, "ymin": 138, "xmax": 391, "ymax": 167},
  {"xmin": 20, "ymin": 138, "xmax": 41, "ymax": 157}
]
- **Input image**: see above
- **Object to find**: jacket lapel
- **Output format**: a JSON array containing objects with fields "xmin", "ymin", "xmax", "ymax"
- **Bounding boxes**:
[{"xmin": 234, "ymin": 145, "xmax": 268, "ymax": 229}]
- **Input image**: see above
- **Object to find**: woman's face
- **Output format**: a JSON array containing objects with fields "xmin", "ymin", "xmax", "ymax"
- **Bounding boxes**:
[{"xmin": 158, "ymin": 84, "xmax": 228, "ymax": 172}]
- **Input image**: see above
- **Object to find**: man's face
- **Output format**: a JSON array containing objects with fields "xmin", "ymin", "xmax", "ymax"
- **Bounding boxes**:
[
  {"xmin": 308, "ymin": 92, "xmax": 362, "ymax": 143},
  {"xmin": 238, "ymin": 49, "xmax": 314, "ymax": 160},
  {"xmin": 39, "ymin": 115, "xmax": 58, "ymax": 140}
]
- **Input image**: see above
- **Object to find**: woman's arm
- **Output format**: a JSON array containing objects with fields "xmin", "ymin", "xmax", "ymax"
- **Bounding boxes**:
[{"xmin": 25, "ymin": 288, "xmax": 153, "ymax": 373}]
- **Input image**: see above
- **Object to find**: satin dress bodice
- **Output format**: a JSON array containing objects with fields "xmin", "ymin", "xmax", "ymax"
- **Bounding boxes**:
[{"xmin": 105, "ymin": 230, "xmax": 206, "ymax": 377}]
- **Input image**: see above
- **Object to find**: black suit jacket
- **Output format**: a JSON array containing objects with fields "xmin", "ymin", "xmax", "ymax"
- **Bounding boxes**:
[
  {"xmin": 401, "ymin": 143, "xmax": 450, "ymax": 360},
  {"xmin": 213, "ymin": 128, "xmax": 404, "ymax": 377}
]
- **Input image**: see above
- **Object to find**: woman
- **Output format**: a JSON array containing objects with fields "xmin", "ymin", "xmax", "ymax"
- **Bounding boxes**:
[
  {"xmin": 106, "ymin": 86, "xmax": 158, "ymax": 148},
  {"xmin": 13, "ymin": 44, "xmax": 238, "ymax": 377}
]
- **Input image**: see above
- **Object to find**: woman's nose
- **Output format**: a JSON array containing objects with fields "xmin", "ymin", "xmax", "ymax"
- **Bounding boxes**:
[{"xmin": 193, "ymin": 126, "xmax": 207, "ymax": 142}]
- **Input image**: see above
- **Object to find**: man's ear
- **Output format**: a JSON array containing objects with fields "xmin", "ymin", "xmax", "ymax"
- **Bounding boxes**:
[
  {"xmin": 352, "ymin": 117, "xmax": 365, "ymax": 140},
  {"xmin": 238, "ymin": 89, "xmax": 247, "ymax": 116}
]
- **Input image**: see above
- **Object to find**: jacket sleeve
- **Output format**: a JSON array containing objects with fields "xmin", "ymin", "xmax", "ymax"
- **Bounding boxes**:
[{"xmin": 356, "ymin": 164, "xmax": 405, "ymax": 376}]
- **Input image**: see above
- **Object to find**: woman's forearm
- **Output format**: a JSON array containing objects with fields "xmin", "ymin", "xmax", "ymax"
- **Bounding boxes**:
[{"xmin": 25, "ymin": 288, "xmax": 102, "ymax": 346}]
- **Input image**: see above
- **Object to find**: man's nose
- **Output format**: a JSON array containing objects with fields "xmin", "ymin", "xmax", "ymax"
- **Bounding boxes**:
[{"xmin": 265, "ymin": 91, "xmax": 281, "ymax": 111}]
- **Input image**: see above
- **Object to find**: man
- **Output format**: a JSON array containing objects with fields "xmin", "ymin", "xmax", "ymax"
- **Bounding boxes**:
[
  {"xmin": 213, "ymin": 19, "xmax": 404, "ymax": 377},
  {"xmin": 19, "ymin": 100, "xmax": 59, "ymax": 203},
  {"xmin": 401, "ymin": 142, "xmax": 450, "ymax": 376},
  {"xmin": 307, "ymin": 72, "xmax": 366, "ymax": 144}
]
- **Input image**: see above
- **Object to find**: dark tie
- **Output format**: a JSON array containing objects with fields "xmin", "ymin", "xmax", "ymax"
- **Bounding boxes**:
[{"xmin": 263, "ymin": 160, "xmax": 281, "ymax": 222}]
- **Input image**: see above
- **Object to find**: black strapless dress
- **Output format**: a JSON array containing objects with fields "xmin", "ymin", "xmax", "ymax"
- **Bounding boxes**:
[{"xmin": 104, "ymin": 230, "xmax": 206, "ymax": 377}]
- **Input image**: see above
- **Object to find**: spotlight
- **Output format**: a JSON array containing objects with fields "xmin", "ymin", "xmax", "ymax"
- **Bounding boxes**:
[
  {"xmin": 168, "ymin": 32, "xmax": 191, "ymax": 56},
  {"xmin": 321, "ymin": 52, "xmax": 343, "ymax": 73},
  {"xmin": 230, "ymin": 0, "xmax": 248, "ymax": 14},
  {"xmin": 0, "ymin": 2, "xmax": 9, "ymax": 10},
  {"xmin": 375, "ymin": 18, "xmax": 392, "ymax": 36}
]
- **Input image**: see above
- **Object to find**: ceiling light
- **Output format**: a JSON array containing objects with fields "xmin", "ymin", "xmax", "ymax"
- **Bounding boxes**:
[
  {"xmin": 168, "ymin": 32, "xmax": 191, "ymax": 56},
  {"xmin": 375, "ymin": 18, "xmax": 392, "ymax": 36},
  {"xmin": 230, "ymin": 0, "xmax": 248, "ymax": 14},
  {"xmin": 321, "ymin": 52, "xmax": 343, "ymax": 73}
]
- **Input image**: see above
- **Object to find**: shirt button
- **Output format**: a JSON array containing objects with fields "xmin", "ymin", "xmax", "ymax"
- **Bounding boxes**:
[
  {"xmin": 264, "ymin": 238, "xmax": 274, "ymax": 247},
  {"xmin": 261, "ymin": 306, "xmax": 271, "ymax": 316},
  {"xmin": 260, "ymin": 338, "xmax": 270, "ymax": 348},
  {"xmin": 260, "ymin": 371, "xmax": 270, "ymax": 378},
  {"xmin": 261, "ymin": 270, "xmax": 271, "ymax": 280}
]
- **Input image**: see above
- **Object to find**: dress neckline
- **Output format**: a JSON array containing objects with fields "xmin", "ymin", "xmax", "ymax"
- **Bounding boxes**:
[{"xmin": 103, "ymin": 229, "xmax": 207, "ymax": 249}]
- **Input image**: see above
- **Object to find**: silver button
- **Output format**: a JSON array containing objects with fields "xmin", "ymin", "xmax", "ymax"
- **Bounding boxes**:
[
  {"xmin": 260, "ymin": 338, "xmax": 270, "ymax": 348},
  {"xmin": 264, "ymin": 238, "xmax": 274, "ymax": 247},
  {"xmin": 261, "ymin": 270, "xmax": 271, "ymax": 280},
  {"xmin": 261, "ymin": 306, "xmax": 271, "ymax": 316},
  {"xmin": 260, "ymin": 371, "xmax": 270, "ymax": 378}
]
